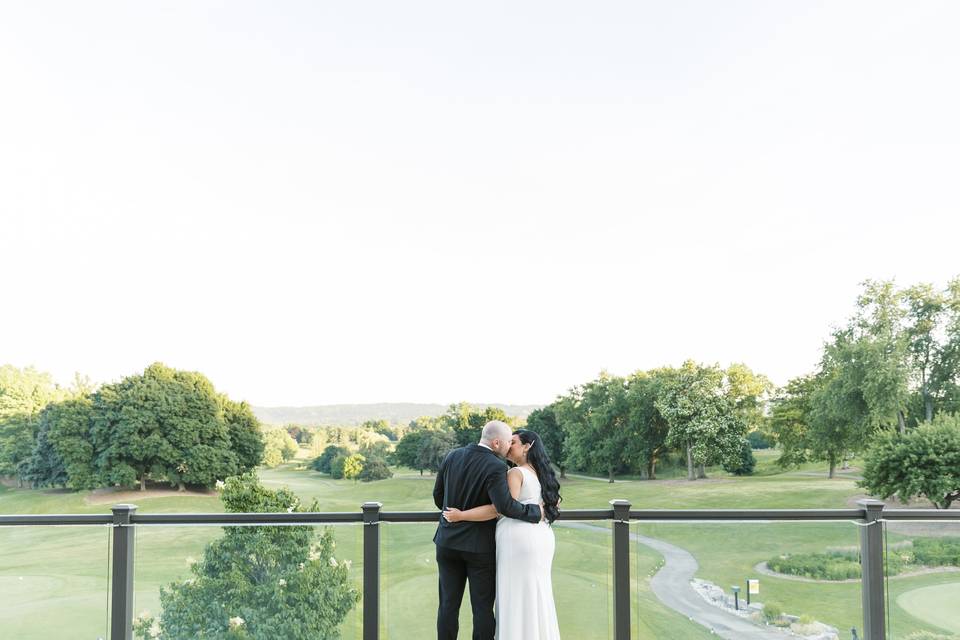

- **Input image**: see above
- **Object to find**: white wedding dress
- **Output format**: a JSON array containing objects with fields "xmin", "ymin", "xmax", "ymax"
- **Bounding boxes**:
[{"xmin": 495, "ymin": 466, "xmax": 561, "ymax": 639}]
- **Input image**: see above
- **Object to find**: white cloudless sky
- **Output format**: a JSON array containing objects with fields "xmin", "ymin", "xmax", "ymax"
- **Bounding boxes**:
[{"xmin": 2, "ymin": 1, "xmax": 959, "ymax": 407}]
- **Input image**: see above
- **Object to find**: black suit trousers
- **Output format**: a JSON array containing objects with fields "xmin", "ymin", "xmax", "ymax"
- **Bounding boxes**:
[{"xmin": 436, "ymin": 545, "xmax": 497, "ymax": 640}]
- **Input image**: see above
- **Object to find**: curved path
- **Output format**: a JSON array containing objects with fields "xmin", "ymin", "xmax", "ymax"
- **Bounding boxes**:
[{"xmin": 560, "ymin": 522, "xmax": 787, "ymax": 639}]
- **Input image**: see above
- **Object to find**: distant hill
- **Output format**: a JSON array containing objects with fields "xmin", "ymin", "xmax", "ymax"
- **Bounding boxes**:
[{"xmin": 252, "ymin": 402, "xmax": 542, "ymax": 427}]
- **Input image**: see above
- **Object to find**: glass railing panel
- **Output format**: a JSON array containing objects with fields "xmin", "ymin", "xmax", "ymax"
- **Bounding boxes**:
[
  {"xmin": 632, "ymin": 520, "xmax": 863, "ymax": 640},
  {"xmin": 383, "ymin": 518, "xmax": 611, "ymax": 638},
  {"xmin": 0, "ymin": 524, "xmax": 111, "ymax": 640},
  {"xmin": 885, "ymin": 518, "xmax": 960, "ymax": 639},
  {"xmin": 552, "ymin": 520, "xmax": 612, "ymax": 639},
  {"xmin": 382, "ymin": 521, "xmax": 442, "ymax": 638},
  {"xmin": 132, "ymin": 522, "xmax": 363, "ymax": 639}
]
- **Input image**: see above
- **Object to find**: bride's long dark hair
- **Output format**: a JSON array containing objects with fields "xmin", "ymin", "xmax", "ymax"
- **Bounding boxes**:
[{"xmin": 514, "ymin": 429, "xmax": 562, "ymax": 524}]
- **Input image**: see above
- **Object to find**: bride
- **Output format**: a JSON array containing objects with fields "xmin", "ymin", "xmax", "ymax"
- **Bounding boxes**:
[{"xmin": 443, "ymin": 429, "xmax": 563, "ymax": 639}]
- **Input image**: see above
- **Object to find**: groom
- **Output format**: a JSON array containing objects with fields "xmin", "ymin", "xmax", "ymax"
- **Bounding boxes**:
[{"xmin": 433, "ymin": 420, "xmax": 543, "ymax": 640}]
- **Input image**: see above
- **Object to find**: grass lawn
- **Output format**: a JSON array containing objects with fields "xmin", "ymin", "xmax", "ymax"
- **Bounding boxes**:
[
  {"xmin": 897, "ymin": 583, "xmax": 960, "ymax": 635},
  {"xmin": 1, "ymin": 458, "xmax": 957, "ymax": 639}
]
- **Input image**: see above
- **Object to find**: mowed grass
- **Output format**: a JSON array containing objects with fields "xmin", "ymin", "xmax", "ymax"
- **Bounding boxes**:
[{"xmin": 0, "ymin": 455, "xmax": 957, "ymax": 639}]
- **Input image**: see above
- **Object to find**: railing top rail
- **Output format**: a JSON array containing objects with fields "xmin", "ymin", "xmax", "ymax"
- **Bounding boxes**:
[{"xmin": 2, "ymin": 506, "xmax": 959, "ymax": 527}]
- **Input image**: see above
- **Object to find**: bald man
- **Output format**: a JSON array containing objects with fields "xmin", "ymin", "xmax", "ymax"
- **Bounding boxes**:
[{"xmin": 432, "ymin": 420, "xmax": 543, "ymax": 640}]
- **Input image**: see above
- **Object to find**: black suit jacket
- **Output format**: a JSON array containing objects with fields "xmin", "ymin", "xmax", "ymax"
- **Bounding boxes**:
[{"xmin": 432, "ymin": 444, "xmax": 542, "ymax": 553}]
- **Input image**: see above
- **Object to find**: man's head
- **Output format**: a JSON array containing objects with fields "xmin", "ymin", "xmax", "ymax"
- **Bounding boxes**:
[{"xmin": 479, "ymin": 420, "xmax": 512, "ymax": 457}]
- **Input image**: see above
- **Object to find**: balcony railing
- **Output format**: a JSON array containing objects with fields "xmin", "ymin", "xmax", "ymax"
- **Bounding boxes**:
[{"xmin": 2, "ymin": 500, "xmax": 959, "ymax": 640}]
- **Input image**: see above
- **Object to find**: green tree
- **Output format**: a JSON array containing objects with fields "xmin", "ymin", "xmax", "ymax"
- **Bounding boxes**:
[
  {"xmin": 311, "ymin": 445, "xmax": 350, "ymax": 475},
  {"xmin": 626, "ymin": 370, "xmax": 672, "ymax": 480},
  {"xmin": 393, "ymin": 430, "xmax": 429, "ymax": 474},
  {"xmin": 525, "ymin": 406, "xmax": 567, "ymax": 479},
  {"xmin": 134, "ymin": 474, "xmax": 358, "ymax": 639},
  {"xmin": 342, "ymin": 453, "xmax": 364, "ymax": 481},
  {"xmin": 859, "ymin": 414, "xmax": 960, "ymax": 509},
  {"xmin": 656, "ymin": 361, "xmax": 745, "ymax": 480},
  {"xmin": 362, "ymin": 419, "xmax": 399, "ymax": 441},
  {"xmin": 22, "ymin": 399, "xmax": 82, "ymax": 488},
  {"xmin": 358, "ymin": 456, "xmax": 392, "ymax": 481},
  {"xmin": 722, "ymin": 438, "xmax": 756, "ymax": 476},
  {"xmin": 560, "ymin": 374, "xmax": 634, "ymax": 483},
  {"xmin": 0, "ymin": 365, "xmax": 63, "ymax": 485},
  {"xmin": 769, "ymin": 376, "xmax": 816, "ymax": 467},
  {"xmin": 418, "ymin": 430, "xmax": 458, "ymax": 474},
  {"xmin": 46, "ymin": 395, "xmax": 98, "ymax": 489},
  {"xmin": 262, "ymin": 429, "xmax": 298, "ymax": 468},
  {"xmin": 329, "ymin": 454, "xmax": 348, "ymax": 480},
  {"xmin": 90, "ymin": 363, "xmax": 253, "ymax": 491},
  {"xmin": 903, "ymin": 283, "xmax": 948, "ymax": 423},
  {"xmin": 222, "ymin": 398, "xmax": 266, "ymax": 473}
]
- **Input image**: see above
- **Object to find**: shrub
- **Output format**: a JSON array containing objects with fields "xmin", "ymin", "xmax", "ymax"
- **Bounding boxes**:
[
  {"xmin": 912, "ymin": 537, "xmax": 960, "ymax": 567},
  {"xmin": 329, "ymin": 454, "xmax": 348, "ymax": 480},
  {"xmin": 311, "ymin": 445, "xmax": 350, "ymax": 475},
  {"xmin": 762, "ymin": 601, "xmax": 784, "ymax": 624},
  {"xmin": 359, "ymin": 456, "xmax": 393, "ymax": 482},
  {"xmin": 747, "ymin": 430, "xmax": 773, "ymax": 449},
  {"xmin": 723, "ymin": 438, "xmax": 756, "ymax": 476}
]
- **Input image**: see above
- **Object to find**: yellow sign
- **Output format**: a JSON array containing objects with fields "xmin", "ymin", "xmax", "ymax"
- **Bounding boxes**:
[{"xmin": 748, "ymin": 579, "xmax": 760, "ymax": 595}]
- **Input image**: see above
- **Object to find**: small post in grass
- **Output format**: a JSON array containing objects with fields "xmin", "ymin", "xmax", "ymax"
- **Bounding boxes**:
[{"xmin": 732, "ymin": 585, "xmax": 740, "ymax": 610}]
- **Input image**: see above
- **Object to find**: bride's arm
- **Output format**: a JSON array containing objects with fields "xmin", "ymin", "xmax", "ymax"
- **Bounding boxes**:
[{"xmin": 443, "ymin": 503, "xmax": 498, "ymax": 522}]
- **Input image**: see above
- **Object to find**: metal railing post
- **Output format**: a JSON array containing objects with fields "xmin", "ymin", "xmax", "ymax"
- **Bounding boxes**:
[
  {"xmin": 110, "ymin": 504, "xmax": 137, "ymax": 640},
  {"xmin": 611, "ymin": 499, "xmax": 631, "ymax": 640},
  {"xmin": 858, "ymin": 499, "xmax": 885, "ymax": 640},
  {"xmin": 362, "ymin": 502, "xmax": 382, "ymax": 640}
]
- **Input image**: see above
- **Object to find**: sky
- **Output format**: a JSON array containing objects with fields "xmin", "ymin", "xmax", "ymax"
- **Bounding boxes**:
[{"xmin": 2, "ymin": 2, "xmax": 959, "ymax": 407}]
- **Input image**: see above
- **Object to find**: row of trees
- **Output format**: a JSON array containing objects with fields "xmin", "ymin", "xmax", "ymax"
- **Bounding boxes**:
[
  {"xmin": 770, "ymin": 278, "xmax": 960, "ymax": 477},
  {"xmin": 526, "ymin": 362, "xmax": 769, "ymax": 482},
  {"xmin": 0, "ymin": 363, "xmax": 264, "ymax": 491}
]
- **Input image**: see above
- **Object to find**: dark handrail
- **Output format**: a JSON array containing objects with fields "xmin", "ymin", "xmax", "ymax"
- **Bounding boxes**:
[{"xmin": 1, "ymin": 507, "xmax": 959, "ymax": 527}]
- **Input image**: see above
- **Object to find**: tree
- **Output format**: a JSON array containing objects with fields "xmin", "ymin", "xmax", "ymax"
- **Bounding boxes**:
[
  {"xmin": 859, "ymin": 414, "xmax": 960, "ymax": 509},
  {"xmin": 46, "ymin": 396, "xmax": 98, "ymax": 489},
  {"xmin": 262, "ymin": 429, "xmax": 298, "ymax": 468},
  {"xmin": 393, "ymin": 430, "xmax": 429, "ymax": 474},
  {"xmin": 362, "ymin": 419, "xmax": 399, "ymax": 441},
  {"xmin": 903, "ymin": 283, "xmax": 948, "ymax": 423},
  {"xmin": 625, "ymin": 370, "xmax": 671, "ymax": 480},
  {"xmin": 0, "ymin": 365, "xmax": 63, "ymax": 485},
  {"xmin": 722, "ymin": 438, "xmax": 756, "ymax": 476},
  {"xmin": 359, "ymin": 456, "xmax": 392, "ymax": 481},
  {"xmin": 342, "ymin": 454, "xmax": 364, "ymax": 481},
  {"xmin": 418, "ymin": 430, "xmax": 457, "ymax": 474},
  {"xmin": 22, "ymin": 399, "xmax": 77, "ymax": 488},
  {"xmin": 656, "ymin": 361, "xmax": 745, "ymax": 480},
  {"xmin": 133, "ymin": 474, "xmax": 358, "ymax": 639},
  {"xmin": 559, "ymin": 374, "xmax": 634, "ymax": 483},
  {"xmin": 769, "ymin": 376, "xmax": 816, "ymax": 467},
  {"xmin": 222, "ymin": 398, "xmax": 266, "ymax": 473},
  {"xmin": 311, "ymin": 445, "xmax": 350, "ymax": 474},
  {"xmin": 90, "ymin": 363, "xmax": 255, "ymax": 491},
  {"xmin": 329, "ymin": 454, "xmax": 348, "ymax": 480},
  {"xmin": 725, "ymin": 363, "xmax": 773, "ymax": 434},
  {"xmin": 525, "ymin": 406, "xmax": 567, "ymax": 479}
]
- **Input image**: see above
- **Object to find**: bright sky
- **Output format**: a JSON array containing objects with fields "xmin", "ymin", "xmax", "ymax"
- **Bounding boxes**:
[{"xmin": 2, "ymin": 2, "xmax": 959, "ymax": 407}]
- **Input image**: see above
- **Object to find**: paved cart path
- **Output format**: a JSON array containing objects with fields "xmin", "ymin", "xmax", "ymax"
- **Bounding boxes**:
[{"xmin": 559, "ymin": 522, "xmax": 787, "ymax": 639}]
